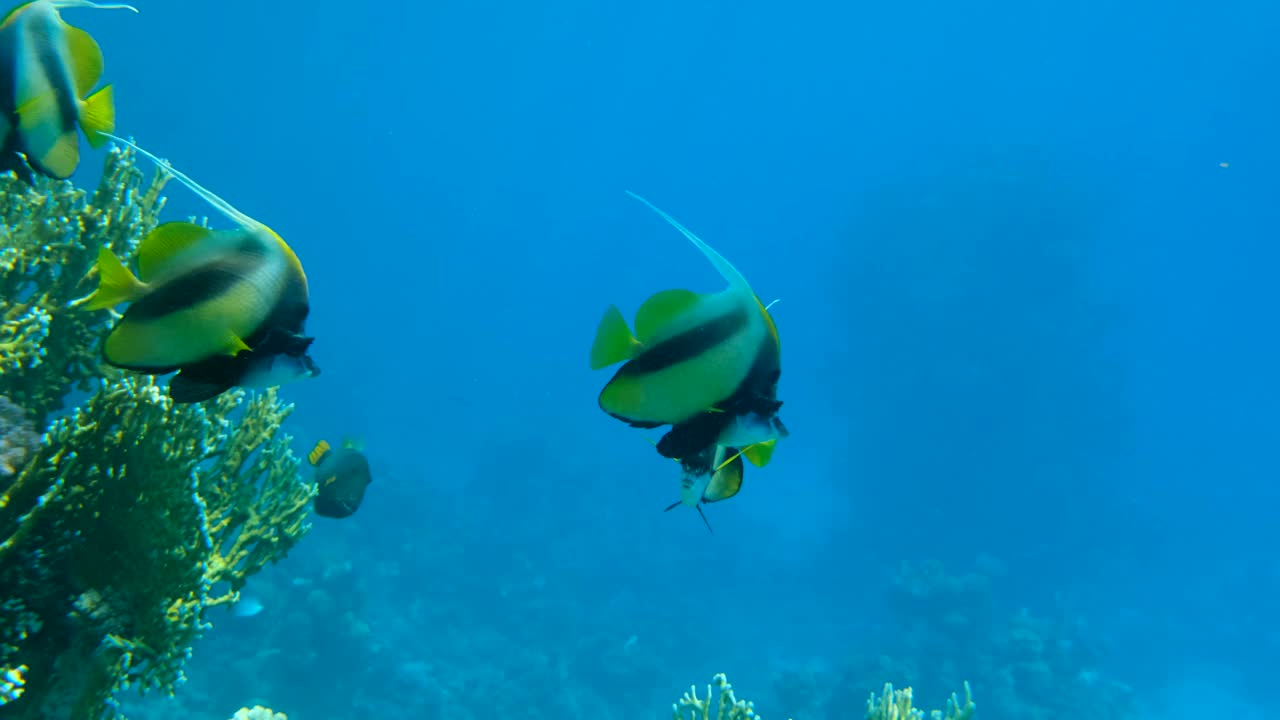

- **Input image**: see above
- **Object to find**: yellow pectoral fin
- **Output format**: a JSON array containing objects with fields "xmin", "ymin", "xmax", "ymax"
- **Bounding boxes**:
[
  {"xmin": 84, "ymin": 246, "xmax": 145, "ymax": 309},
  {"xmin": 741, "ymin": 439, "xmax": 777, "ymax": 468},
  {"xmin": 221, "ymin": 332, "xmax": 251, "ymax": 356},
  {"xmin": 633, "ymin": 288, "xmax": 701, "ymax": 343},
  {"xmin": 78, "ymin": 84, "xmax": 114, "ymax": 148},
  {"xmin": 590, "ymin": 305, "xmax": 640, "ymax": 370}
]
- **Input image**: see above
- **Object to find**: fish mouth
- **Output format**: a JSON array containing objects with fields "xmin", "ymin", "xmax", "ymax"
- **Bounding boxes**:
[{"xmin": 772, "ymin": 416, "xmax": 789, "ymax": 439}]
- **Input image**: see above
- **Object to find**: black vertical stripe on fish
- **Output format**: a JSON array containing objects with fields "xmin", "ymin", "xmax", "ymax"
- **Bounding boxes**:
[
  {"xmin": 33, "ymin": 32, "xmax": 77, "ymax": 135},
  {"xmin": 122, "ymin": 261, "xmax": 252, "ymax": 321},
  {"xmin": 614, "ymin": 305, "xmax": 750, "ymax": 377},
  {"xmin": 656, "ymin": 411, "xmax": 735, "ymax": 461}
]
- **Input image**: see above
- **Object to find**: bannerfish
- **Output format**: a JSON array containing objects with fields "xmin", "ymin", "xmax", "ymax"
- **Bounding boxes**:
[
  {"xmin": 664, "ymin": 444, "xmax": 751, "ymax": 533},
  {"xmin": 591, "ymin": 192, "xmax": 788, "ymax": 460},
  {"xmin": 308, "ymin": 439, "xmax": 372, "ymax": 519},
  {"xmin": 167, "ymin": 330, "xmax": 320, "ymax": 403},
  {"xmin": 83, "ymin": 135, "xmax": 317, "ymax": 402},
  {"xmin": 0, "ymin": 0, "xmax": 135, "ymax": 182}
]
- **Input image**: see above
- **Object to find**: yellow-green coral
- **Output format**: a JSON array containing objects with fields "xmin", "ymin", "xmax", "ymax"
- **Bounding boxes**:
[
  {"xmin": 0, "ymin": 147, "xmax": 168, "ymax": 426},
  {"xmin": 672, "ymin": 674, "xmax": 976, "ymax": 720},
  {"xmin": 0, "ymin": 376, "xmax": 314, "ymax": 720},
  {"xmin": 673, "ymin": 673, "xmax": 769, "ymax": 720},
  {"xmin": 866, "ymin": 682, "xmax": 976, "ymax": 720}
]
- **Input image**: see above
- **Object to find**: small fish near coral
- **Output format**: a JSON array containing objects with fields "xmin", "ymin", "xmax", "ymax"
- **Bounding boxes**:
[
  {"xmin": 0, "ymin": 0, "xmax": 136, "ymax": 183},
  {"xmin": 590, "ymin": 192, "xmax": 789, "ymax": 461},
  {"xmin": 308, "ymin": 439, "xmax": 372, "ymax": 519},
  {"xmin": 83, "ymin": 135, "xmax": 320, "ymax": 403},
  {"xmin": 663, "ymin": 440, "xmax": 776, "ymax": 533}
]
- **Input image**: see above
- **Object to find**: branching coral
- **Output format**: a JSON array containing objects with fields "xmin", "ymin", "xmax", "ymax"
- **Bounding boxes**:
[
  {"xmin": 673, "ymin": 673, "xmax": 770, "ymax": 720},
  {"xmin": 230, "ymin": 706, "xmax": 288, "ymax": 720},
  {"xmin": 0, "ymin": 396, "xmax": 38, "ymax": 481},
  {"xmin": 0, "ymin": 148, "xmax": 168, "ymax": 426},
  {"xmin": 0, "ymin": 376, "xmax": 314, "ymax": 720},
  {"xmin": 0, "ymin": 147, "xmax": 316, "ymax": 720},
  {"xmin": 673, "ymin": 673, "xmax": 975, "ymax": 720},
  {"xmin": 866, "ymin": 682, "xmax": 975, "ymax": 720}
]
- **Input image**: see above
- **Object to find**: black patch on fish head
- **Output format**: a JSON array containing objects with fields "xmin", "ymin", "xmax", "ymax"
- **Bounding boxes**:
[{"xmin": 657, "ymin": 411, "xmax": 735, "ymax": 461}]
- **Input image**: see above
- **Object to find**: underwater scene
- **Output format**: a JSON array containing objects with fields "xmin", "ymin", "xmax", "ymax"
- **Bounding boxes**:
[{"xmin": 0, "ymin": 0, "xmax": 1275, "ymax": 718}]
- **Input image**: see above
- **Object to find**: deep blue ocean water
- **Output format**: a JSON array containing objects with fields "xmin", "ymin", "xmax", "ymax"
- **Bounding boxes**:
[{"xmin": 58, "ymin": 0, "xmax": 1280, "ymax": 717}]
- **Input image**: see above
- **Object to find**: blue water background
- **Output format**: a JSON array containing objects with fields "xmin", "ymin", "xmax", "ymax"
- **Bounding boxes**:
[{"xmin": 67, "ymin": 0, "xmax": 1278, "ymax": 717}]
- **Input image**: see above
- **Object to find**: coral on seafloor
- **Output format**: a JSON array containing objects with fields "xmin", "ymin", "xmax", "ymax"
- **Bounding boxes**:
[
  {"xmin": 865, "ymin": 682, "xmax": 976, "ymax": 720},
  {"xmin": 671, "ymin": 673, "xmax": 974, "ymax": 720},
  {"xmin": 0, "ymin": 150, "xmax": 317, "ymax": 720},
  {"xmin": 0, "ymin": 148, "xmax": 169, "ymax": 426},
  {"xmin": 229, "ymin": 705, "xmax": 287, "ymax": 720},
  {"xmin": 0, "ymin": 395, "xmax": 38, "ymax": 480}
]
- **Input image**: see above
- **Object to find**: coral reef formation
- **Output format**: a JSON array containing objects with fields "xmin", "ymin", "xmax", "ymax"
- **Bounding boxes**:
[
  {"xmin": 672, "ymin": 673, "xmax": 973, "ymax": 720},
  {"xmin": 230, "ymin": 706, "xmax": 287, "ymax": 720},
  {"xmin": 0, "ymin": 150, "xmax": 316, "ymax": 720},
  {"xmin": 773, "ymin": 557, "xmax": 1133, "ymax": 720},
  {"xmin": 0, "ymin": 148, "xmax": 168, "ymax": 426},
  {"xmin": 0, "ymin": 396, "xmax": 38, "ymax": 480},
  {"xmin": 866, "ymin": 682, "xmax": 975, "ymax": 720}
]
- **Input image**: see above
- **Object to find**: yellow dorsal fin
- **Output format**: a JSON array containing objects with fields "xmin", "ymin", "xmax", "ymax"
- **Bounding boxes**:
[
  {"xmin": 137, "ymin": 222, "xmax": 215, "ymax": 281},
  {"xmin": 78, "ymin": 84, "xmax": 113, "ymax": 148},
  {"xmin": 84, "ymin": 245, "xmax": 145, "ymax": 309},
  {"xmin": 633, "ymin": 288, "xmax": 702, "ymax": 343},
  {"xmin": 741, "ymin": 439, "xmax": 777, "ymax": 468},
  {"xmin": 308, "ymin": 440, "xmax": 331, "ymax": 466},
  {"xmin": 62, "ymin": 22, "xmax": 103, "ymax": 97},
  {"xmin": 341, "ymin": 437, "xmax": 365, "ymax": 452},
  {"xmin": 590, "ymin": 305, "xmax": 640, "ymax": 370}
]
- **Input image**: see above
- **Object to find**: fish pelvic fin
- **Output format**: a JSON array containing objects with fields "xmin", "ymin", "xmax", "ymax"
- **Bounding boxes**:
[
  {"xmin": 308, "ymin": 440, "xmax": 331, "ymax": 466},
  {"xmin": 78, "ymin": 84, "xmax": 114, "ymax": 148},
  {"xmin": 625, "ymin": 191, "xmax": 753, "ymax": 297},
  {"xmin": 84, "ymin": 245, "xmax": 144, "ymax": 309},
  {"xmin": 696, "ymin": 504, "xmax": 713, "ymax": 533},
  {"xmin": 590, "ymin": 304, "xmax": 640, "ymax": 370}
]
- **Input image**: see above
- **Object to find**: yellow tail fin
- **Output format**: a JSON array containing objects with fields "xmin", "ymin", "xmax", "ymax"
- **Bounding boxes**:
[
  {"xmin": 84, "ymin": 246, "xmax": 144, "ymax": 310},
  {"xmin": 79, "ymin": 84, "xmax": 114, "ymax": 148},
  {"xmin": 590, "ymin": 305, "xmax": 640, "ymax": 370},
  {"xmin": 308, "ymin": 440, "xmax": 331, "ymax": 466}
]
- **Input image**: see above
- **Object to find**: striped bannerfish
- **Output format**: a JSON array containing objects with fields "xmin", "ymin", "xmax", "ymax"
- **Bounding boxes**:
[
  {"xmin": 0, "ymin": 0, "xmax": 135, "ymax": 181},
  {"xmin": 83, "ymin": 135, "xmax": 319, "ymax": 403},
  {"xmin": 663, "ymin": 444, "xmax": 761, "ymax": 533},
  {"xmin": 590, "ymin": 192, "xmax": 788, "ymax": 461}
]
